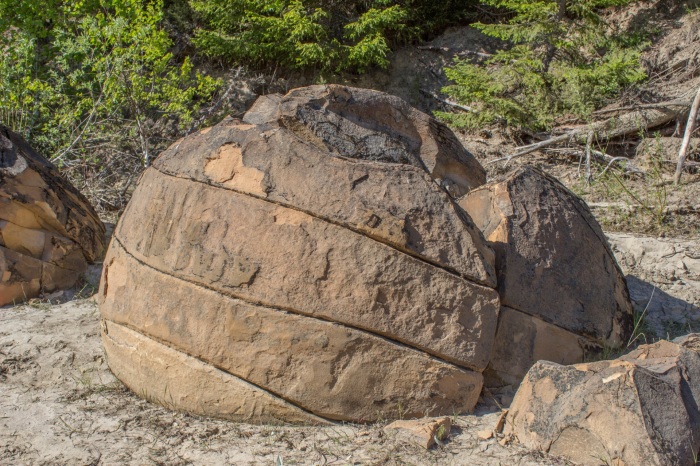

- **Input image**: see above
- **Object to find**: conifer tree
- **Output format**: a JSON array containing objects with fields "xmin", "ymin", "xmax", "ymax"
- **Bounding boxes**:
[{"xmin": 438, "ymin": 0, "xmax": 647, "ymax": 131}]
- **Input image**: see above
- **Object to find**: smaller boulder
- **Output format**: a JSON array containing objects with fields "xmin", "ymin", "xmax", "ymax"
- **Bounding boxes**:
[
  {"xmin": 506, "ymin": 335, "xmax": 700, "ymax": 466},
  {"xmin": 0, "ymin": 125, "xmax": 106, "ymax": 304},
  {"xmin": 459, "ymin": 166, "xmax": 633, "ymax": 386}
]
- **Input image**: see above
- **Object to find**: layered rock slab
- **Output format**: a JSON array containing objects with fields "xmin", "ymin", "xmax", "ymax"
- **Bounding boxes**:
[
  {"xmin": 101, "ymin": 241, "xmax": 483, "ymax": 422},
  {"xmin": 506, "ymin": 335, "xmax": 700, "ymax": 466},
  {"xmin": 102, "ymin": 320, "xmax": 328, "ymax": 425},
  {"xmin": 459, "ymin": 166, "xmax": 633, "ymax": 385},
  {"xmin": 100, "ymin": 86, "xmax": 501, "ymax": 422},
  {"xmin": 484, "ymin": 306, "xmax": 601, "ymax": 387},
  {"xmin": 115, "ymin": 168, "xmax": 499, "ymax": 371},
  {"xmin": 0, "ymin": 125, "xmax": 106, "ymax": 304}
]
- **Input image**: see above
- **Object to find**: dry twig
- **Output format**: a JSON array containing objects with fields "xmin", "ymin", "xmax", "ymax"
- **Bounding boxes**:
[{"xmin": 674, "ymin": 84, "xmax": 700, "ymax": 184}]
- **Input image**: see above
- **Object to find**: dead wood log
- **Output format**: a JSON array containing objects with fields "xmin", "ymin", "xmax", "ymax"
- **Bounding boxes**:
[
  {"xmin": 544, "ymin": 148, "xmax": 645, "ymax": 176},
  {"xmin": 674, "ymin": 84, "xmax": 700, "ymax": 184},
  {"xmin": 489, "ymin": 99, "xmax": 693, "ymax": 165}
]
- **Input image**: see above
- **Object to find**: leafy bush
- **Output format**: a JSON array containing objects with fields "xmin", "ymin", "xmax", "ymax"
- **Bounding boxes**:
[
  {"xmin": 438, "ymin": 0, "xmax": 648, "ymax": 131},
  {"xmin": 0, "ymin": 0, "xmax": 220, "ymax": 210}
]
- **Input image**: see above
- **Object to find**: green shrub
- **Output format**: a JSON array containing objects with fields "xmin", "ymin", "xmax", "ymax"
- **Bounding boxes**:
[
  {"xmin": 438, "ymin": 0, "xmax": 648, "ymax": 131},
  {"xmin": 0, "ymin": 0, "xmax": 220, "ymax": 166},
  {"xmin": 188, "ymin": 0, "xmax": 479, "ymax": 73},
  {"xmin": 0, "ymin": 0, "xmax": 220, "ymax": 212}
]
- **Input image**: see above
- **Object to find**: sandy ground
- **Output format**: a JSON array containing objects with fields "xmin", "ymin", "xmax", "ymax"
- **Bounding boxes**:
[{"xmin": 1, "ymin": 232, "xmax": 698, "ymax": 466}]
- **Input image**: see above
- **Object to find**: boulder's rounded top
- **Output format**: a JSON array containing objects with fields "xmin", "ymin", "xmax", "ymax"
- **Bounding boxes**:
[{"xmin": 243, "ymin": 84, "xmax": 486, "ymax": 198}]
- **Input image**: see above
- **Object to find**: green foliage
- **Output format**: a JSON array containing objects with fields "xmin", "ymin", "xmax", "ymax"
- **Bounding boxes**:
[
  {"xmin": 438, "ymin": 0, "xmax": 648, "ymax": 131},
  {"xmin": 0, "ymin": 0, "xmax": 220, "ymax": 171},
  {"xmin": 188, "ymin": 0, "xmax": 477, "ymax": 73},
  {"xmin": 190, "ymin": 0, "xmax": 410, "ymax": 72}
]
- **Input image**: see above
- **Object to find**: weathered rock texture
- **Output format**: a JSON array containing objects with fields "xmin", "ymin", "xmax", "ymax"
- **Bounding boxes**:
[
  {"xmin": 248, "ymin": 85, "xmax": 488, "ymax": 198},
  {"xmin": 99, "ymin": 85, "xmax": 500, "ymax": 423},
  {"xmin": 459, "ymin": 166, "xmax": 633, "ymax": 386},
  {"xmin": 506, "ymin": 335, "xmax": 700, "ymax": 466},
  {"xmin": 485, "ymin": 306, "xmax": 600, "ymax": 387},
  {"xmin": 0, "ymin": 125, "xmax": 106, "ymax": 305}
]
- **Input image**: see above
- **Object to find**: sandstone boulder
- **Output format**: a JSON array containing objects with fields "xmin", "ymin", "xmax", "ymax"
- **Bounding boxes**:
[
  {"xmin": 506, "ymin": 335, "xmax": 700, "ymax": 466},
  {"xmin": 458, "ymin": 166, "xmax": 633, "ymax": 386},
  {"xmin": 99, "ymin": 86, "xmax": 500, "ymax": 423},
  {"xmin": 0, "ymin": 125, "xmax": 106, "ymax": 304}
]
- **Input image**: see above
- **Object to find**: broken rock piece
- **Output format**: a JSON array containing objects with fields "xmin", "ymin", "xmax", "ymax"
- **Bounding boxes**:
[
  {"xmin": 506, "ymin": 335, "xmax": 700, "ymax": 466},
  {"xmin": 384, "ymin": 417, "xmax": 452, "ymax": 449},
  {"xmin": 459, "ymin": 166, "xmax": 633, "ymax": 386}
]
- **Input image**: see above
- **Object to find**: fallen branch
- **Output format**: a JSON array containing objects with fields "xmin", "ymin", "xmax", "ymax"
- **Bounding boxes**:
[
  {"xmin": 544, "ymin": 148, "xmax": 645, "ymax": 175},
  {"xmin": 489, "ymin": 99, "xmax": 693, "ymax": 165},
  {"xmin": 455, "ymin": 50, "xmax": 493, "ymax": 59},
  {"xmin": 416, "ymin": 45, "xmax": 450, "ymax": 52},
  {"xmin": 674, "ymin": 84, "xmax": 700, "ymax": 184},
  {"xmin": 599, "ymin": 156, "xmax": 635, "ymax": 177},
  {"xmin": 592, "ymin": 99, "xmax": 690, "ymax": 115},
  {"xmin": 419, "ymin": 89, "xmax": 475, "ymax": 113}
]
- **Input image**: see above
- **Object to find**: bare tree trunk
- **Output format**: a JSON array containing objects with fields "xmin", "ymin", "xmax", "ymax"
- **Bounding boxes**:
[
  {"xmin": 542, "ymin": 0, "xmax": 567, "ymax": 73},
  {"xmin": 674, "ymin": 84, "xmax": 700, "ymax": 184}
]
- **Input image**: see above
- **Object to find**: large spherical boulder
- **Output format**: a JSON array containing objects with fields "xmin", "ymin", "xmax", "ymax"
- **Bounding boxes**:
[
  {"xmin": 0, "ymin": 125, "xmax": 105, "ymax": 304},
  {"xmin": 99, "ymin": 85, "xmax": 500, "ymax": 423}
]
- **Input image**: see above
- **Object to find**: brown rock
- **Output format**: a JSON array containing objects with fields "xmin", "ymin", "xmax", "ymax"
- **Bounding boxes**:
[
  {"xmin": 484, "ymin": 306, "xmax": 601, "ymax": 388},
  {"xmin": 247, "ymin": 84, "xmax": 487, "ymax": 198},
  {"xmin": 100, "ymin": 86, "xmax": 500, "ymax": 423},
  {"xmin": 384, "ymin": 417, "xmax": 452, "ymax": 449},
  {"xmin": 116, "ymin": 168, "xmax": 499, "ymax": 371},
  {"xmin": 100, "ymin": 240, "xmax": 483, "ymax": 422},
  {"xmin": 476, "ymin": 429, "xmax": 493, "ymax": 440},
  {"xmin": 0, "ymin": 126, "xmax": 106, "ymax": 304},
  {"xmin": 102, "ymin": 319, "xmax": 327, "ymax": 425},
  {"xmin": 154, "ymin": 116, "xmax": 495, "ymax": 286},
  {"xmin": 506, "ymin": 335, "xmax": 700, "ymax": 466},
  {"xmin": 459, "ymin": 166, "xmax": 633, "ymax": 349}
]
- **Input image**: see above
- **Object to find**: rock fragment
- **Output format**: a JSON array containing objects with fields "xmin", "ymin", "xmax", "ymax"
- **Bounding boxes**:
[
  {"xmin": 384, "ymin": 417, "xmax": 452, "ymax": 449},
  {"xmin": 506, "ymin": 335, "xmax": 700, "ymax": 466},
  {"xmin": 459, "ymin": 166, "xmax": 633, "ymax": 386}
]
